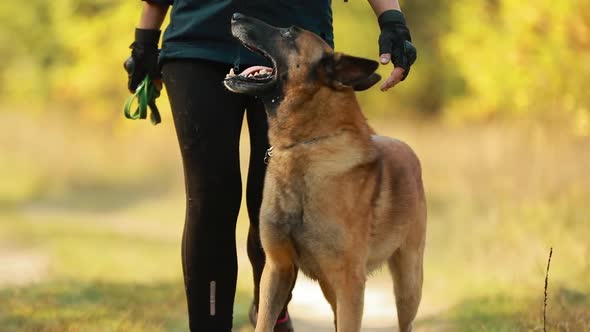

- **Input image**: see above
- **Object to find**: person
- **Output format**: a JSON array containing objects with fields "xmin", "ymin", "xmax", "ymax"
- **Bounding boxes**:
[{"xmin": 126, "ymin": 1, "xmax": 416, "ymax": 331}]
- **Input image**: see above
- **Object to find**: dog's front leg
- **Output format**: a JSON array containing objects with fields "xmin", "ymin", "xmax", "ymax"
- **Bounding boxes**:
[
  {"xmin": 255, "ymin": 245, "xmax": 296, "ymax": 332},
  {"xmin": 333, "ymin": 265, "xmax": 366, "ymax": 332}
]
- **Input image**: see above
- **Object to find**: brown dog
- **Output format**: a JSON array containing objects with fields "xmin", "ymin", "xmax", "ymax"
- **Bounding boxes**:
[{"xmin": 224, "ymin": 14, "xmax": 426, "ymax": 332}]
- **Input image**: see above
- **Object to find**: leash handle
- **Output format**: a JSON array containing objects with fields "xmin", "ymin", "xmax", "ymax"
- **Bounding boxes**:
[{"xmin": 124, "ymin": 76, "xmax": 162, "ymax": 125}]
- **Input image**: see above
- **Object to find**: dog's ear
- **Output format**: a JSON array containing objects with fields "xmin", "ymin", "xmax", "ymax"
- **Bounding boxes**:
[
  {"xmin": 320, "ymin": 53, "xmax": 381, "ymax": 90},
  {"xmin": 351, "ymin": 73, "xmax": 382, "ymax": 91}
]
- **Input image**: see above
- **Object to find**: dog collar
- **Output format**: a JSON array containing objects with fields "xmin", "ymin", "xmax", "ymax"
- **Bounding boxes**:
[
  {"xmin": 264, "ymin": 146, "xmax": 275, "ymax": 164},
  {"xmin": 264, "ymin": 130, "xmax": 347, "ymax": 164}
]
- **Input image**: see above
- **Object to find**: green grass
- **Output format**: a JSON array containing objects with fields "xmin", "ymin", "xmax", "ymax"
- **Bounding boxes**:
[
  {"xmin": 1, "ymin": 111, "xmax": 589, "ymax": 331},
  {"xmin": 420, "ymin": 289, "xmax": 590, "ymax": 332},
  {"xmin": 1, "ymin": 280, "xmax": 254, "ymax": 332},
  {"xmin": 416, "ymin": 294, "xmax": 527, "ymax": 332},
  {"xmin": 374, "ymin": 119, "xmax": 590, "ymax": 331},
  {"xmin": 0, "ymin": 200, "xmax": 253, "ymax": 331},
  {"xmin": 1, "ymin": 281, "xmax": 188, "ymax": 332},
  {"xmin": 0, "ymin": 209, "xmax": 254, "ymax": 331}
]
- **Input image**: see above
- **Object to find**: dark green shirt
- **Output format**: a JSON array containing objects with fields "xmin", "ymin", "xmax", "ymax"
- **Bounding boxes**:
[{"xmin": 147, "ymin": 0, "xmax": 334, "ymax": 66}]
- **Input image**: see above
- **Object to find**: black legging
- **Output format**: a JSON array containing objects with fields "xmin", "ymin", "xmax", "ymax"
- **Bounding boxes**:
[{"xmin": 162, "ymin": 59, "xmax": 271, "ymax": 332}]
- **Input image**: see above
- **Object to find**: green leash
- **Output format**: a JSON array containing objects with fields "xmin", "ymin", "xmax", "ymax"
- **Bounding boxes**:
[{"xmin": 124, "ymin": 76, "xmax": 161, "ymax": 125}]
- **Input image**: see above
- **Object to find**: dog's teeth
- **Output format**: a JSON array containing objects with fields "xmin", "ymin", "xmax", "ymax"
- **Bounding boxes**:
[
  {"xmin": 226, "ymin": 68, "xmax": 237, "ymax": 78},
  {"xmin": 254, "ymin": 69, "xmax": 272, "ymax": 77}
]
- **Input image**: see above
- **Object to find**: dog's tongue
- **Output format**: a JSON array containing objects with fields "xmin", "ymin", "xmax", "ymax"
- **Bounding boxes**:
[{"xmin": 239, "ymin": 65, "xmax": 273, "ymax": 77}]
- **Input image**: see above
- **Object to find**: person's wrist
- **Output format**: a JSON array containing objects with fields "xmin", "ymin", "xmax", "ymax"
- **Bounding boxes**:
[
  {"xmin": 134, "ymin": 28, "xmax": 161, "ymax": 45},
  {"xmin": 378, "ymin": 10, "xmax": 406, "ymax": 29}
]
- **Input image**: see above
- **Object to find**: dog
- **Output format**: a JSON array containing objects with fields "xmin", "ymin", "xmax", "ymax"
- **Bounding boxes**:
[{"xmin": 224, "ymin": 13, "xmax": 427, "ymax": 332}]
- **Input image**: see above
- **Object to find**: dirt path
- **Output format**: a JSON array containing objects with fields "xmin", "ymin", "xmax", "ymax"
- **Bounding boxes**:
[
  {"xmin": 0, "ymin": 248, "xmax": 49, "ymax": 286},
  {"xmin": 292, "ymin": 320, "xmax": 393, "ymax": 332},
  {"xmin": 236, "ymin": 241, "xmax": 448, "ymax": 332},
  {"xmin": 290, "ymin": 277, "xmax": 397, "ymax": 328},
  {"xmin": 1, "ymin": 212, "xmax": 448, "ymax": 331},
  {"xmin": 288, "ymin": 277, "xmax": 447, "ymax": 332},
  {"xmin": 291, "ymin": 319, "xmax": 449, "ymax": 332}
]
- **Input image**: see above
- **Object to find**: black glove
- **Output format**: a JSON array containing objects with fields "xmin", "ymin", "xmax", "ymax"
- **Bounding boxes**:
[
  {"xmin": 125, "ymin": 28, "xmax": 161, "ymax": 92},
  {"xmin": 378, "ymin": 10, "xmax": 417, "ymax": 81}
]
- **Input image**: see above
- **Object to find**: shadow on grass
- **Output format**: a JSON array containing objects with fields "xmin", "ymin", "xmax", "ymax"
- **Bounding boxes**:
[{"xmin": 1, "ymin": 280, "xmax": 252, "ymax": 332}]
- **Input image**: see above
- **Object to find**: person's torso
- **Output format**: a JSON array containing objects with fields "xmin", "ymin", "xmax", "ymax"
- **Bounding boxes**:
[{"xmin": 160, "ymin": 0, "xmax": 333, "ymax": 66}]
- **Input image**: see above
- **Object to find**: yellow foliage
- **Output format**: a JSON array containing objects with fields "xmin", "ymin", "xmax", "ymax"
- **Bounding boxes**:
[
  {"xmin": 0, "ymin": 0, "xmax": 589, "ymax": 129},
  {"xmin": 442, "ymin": 0, "xmax": 590, "ymax": 126}
]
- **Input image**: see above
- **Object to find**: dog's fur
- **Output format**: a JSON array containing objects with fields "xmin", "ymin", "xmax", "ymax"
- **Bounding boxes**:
[{"xmin": 224, "ymin": 14, "xmax": 427, "ymax": 332}]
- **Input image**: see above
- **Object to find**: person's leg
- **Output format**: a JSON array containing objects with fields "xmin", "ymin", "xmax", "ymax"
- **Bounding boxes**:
[
  {"xmin": 163, "ymin": 59, "xmax": 246, "ymax": 332},
  {"xmin": 245, "ymin": 99, "xmax": 295, "ymax": 326},
  {"xmin": 244, "ymin": 98, "xmax": 268, "ymax": 311}
]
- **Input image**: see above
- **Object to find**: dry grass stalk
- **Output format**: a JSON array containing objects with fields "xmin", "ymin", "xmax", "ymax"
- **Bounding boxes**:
[{"xmin": 544, "ymin": 247, "xmax": 553, "ymax": 332}]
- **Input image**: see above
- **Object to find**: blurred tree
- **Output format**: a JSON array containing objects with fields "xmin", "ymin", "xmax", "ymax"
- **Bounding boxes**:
[
  {"xmin": 399, "ymin": 0, "xmax": 465, "ymax": 114},
  {"xmin": 332, "ymin": 0, "xmax": 457, "ymax": 116},
  {"xmin": 442, "ymin": 0, "xmax": 590, "ymax": 131},
  {"xmin": 1, "ymin": 0, "xmax": 589, "ymax": 132},
  {"xmin": 0, "ymin": 0, "xmax": 138, "ymax": 123},
  {"xmin": 0, "ymin": 1, "xmax": 59, "ymax": 108}
]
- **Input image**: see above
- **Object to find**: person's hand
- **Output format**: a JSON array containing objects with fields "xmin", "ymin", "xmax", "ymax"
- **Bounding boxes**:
[
  {"xmin": 377, "ymin": 10, "xmax": 417, "ymax": 91},
  {"xmin": 125, "ymin": 28, "xmax": 161, "ymax": 93}
]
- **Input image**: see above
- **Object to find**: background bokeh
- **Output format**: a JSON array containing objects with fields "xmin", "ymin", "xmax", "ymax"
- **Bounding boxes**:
[{"xmin": 1, "ymin": 0, "xmax": 589, "ymax": 331}]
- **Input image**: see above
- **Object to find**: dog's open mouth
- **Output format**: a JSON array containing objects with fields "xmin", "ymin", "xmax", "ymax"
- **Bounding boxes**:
[
  {"xmin": 224, "ymin": 41, "xmax": 278, "ymax": 94},
  {"xmin": 225, "ymin": 65, "xmax": 274, "ymax": 82}
]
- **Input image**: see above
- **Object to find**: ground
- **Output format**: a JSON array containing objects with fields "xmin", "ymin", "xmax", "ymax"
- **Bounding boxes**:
[{"xmin": 1, "ymin": 117, "xmax": 589, "ymax": 331}]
